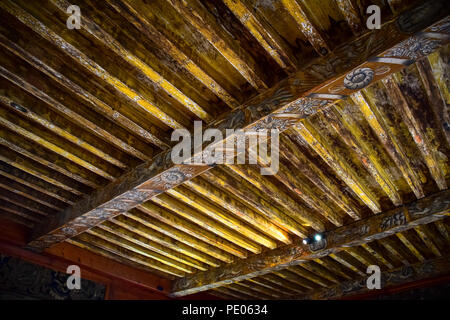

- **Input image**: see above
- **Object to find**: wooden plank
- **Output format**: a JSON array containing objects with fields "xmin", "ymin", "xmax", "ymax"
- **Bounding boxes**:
[
  {"xmin": 51, "ymin": 0, "xmax": 211, "ymax": 123},
  {"xmin": 336, "ymin": 0, "xmax": 363, "ymax": 35},
  {"xmin": 171, "ymin": 189, "xmax": 450, "ymax": 296},
  {"xmin": 280, "ymin": 0, "xmax": 330, "ymax": 55},
  {"xmin": 106, "ymin": 0, "xmax": 239, "ymax": 109},
  {"xmin": 223, "ymin": 0, "xmax": 297, "ymax": 71},
  {"xmin": 165, "ymin": 0, "xmax": 269, "ymax": 91},
  {"xmin": 27, "ymin": 6, "xmax": 450, "ymax": 250}
]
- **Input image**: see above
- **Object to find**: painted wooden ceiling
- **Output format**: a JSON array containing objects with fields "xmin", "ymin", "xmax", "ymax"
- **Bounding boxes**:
[{"xmin": 0, "ymin": 0, "xmax": 449, "ymax": 299}]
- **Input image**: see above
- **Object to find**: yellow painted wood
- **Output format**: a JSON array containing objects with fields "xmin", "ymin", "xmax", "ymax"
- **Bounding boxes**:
[
  {"xmin": 202, "ymin": 168, "xmax": 310, "ymax": 237},
  {"xmin": 184, "ymin": 178, "xmax": 291, "ymax": 245},
  {"xmin": 387, "ymin": 74, "xmax": 447, "ymax": 190},
  {"xmin": 112, "ymin": 215, "xmax": 221, "ymax": 267},
  {"xmin": 0, "ymin": 33, "xmax": 162, "ymax": 155},
  {"xmin": 414, "ymin": 225, "xmax": 442, "ymax": 257},
  {"xmin": 356, "ymin": 89, "xmax": 426, "ymax": 199},
  {"xmin": 226, "ymin": 164, "xmax": 326, "ymax": 231},
  {"xmin": 99, "ymin": 221, "xmax": 208, "ymax": 271},
  {"xmin": 280, "ymin": 134, "xmax": 362, "ymax": 220},
  {"xmin": 332, "ymin": 102, "xmax": 403, "ymax": 206},
  {"xmin": 361, "ymin": 243, "xmax": 395, "ymax": 269},
  {"xmin": 294, "ymin": 122, "xmax": 381, "ymax": 213},
  {"xmin": 223, "ymin": 0, "xmax": 296, "ymax": 71},
  {"xmin": 87, "ymin": 227, "xmax": 196, "ymax": 274},
  {"xmin": 167, "ymin": 185, "xmax": 278, "ymax": 249},
  {"xmin": 106, "ymin": 0, "xmax": 239, "ymax": 109},
  {"xmin": 166, "ymin": 0, "xmax": 269, "ymax": 91},
  {"xmin": 153, "ymin": 193, "xmax": 261, "ymax": 254},
  {"xmin": 125, "ymin": 208, "xmax": 235, "ymax": 263},
  {"xmin": 280, "ymin": 0, "xmax": 329, "ymax": 55}
]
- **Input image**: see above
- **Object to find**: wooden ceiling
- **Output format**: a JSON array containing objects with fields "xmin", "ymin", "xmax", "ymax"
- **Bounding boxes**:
[{"xmin": 0, "ymin": 0, "xmax": 449, "ymax": 299}]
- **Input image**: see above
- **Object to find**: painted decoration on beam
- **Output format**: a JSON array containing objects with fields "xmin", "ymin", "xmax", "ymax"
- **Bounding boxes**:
[{"xmin": 343, "ymin": 67, "xmax": 374, "ymax": 90}]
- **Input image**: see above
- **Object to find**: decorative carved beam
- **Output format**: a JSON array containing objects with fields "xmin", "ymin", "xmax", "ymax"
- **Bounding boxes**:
[
  {"xmin": 299, "ymin": 255, "xmax": 450, "ymax": 300},
  {"xmin": 28, "ymin": 2, "xmax": 450, "ymax": 251},
  {"xmin": 171, "ymin": 189, "xmax": 450, "ymax": 297}
]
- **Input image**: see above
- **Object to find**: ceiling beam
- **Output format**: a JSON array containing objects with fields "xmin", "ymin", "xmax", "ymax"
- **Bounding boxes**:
[
  {"xmin": 27, "ymin": 2, "xmax": 450, "ymax": 251},
  {"xmin": 171, "ymin": 189, "xmax": 450, "ymax": 296},
  {"xmin": 300, "ymin": 255, "xmax": 450, "ymax": 300}
]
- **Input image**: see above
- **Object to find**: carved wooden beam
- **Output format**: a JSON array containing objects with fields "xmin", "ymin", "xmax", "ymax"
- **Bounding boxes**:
[
  {"xmin": 299, "ymin": 255, "xmax": 450, "ymax": 300},
  {"xmin": 171, "ymin": 189, "xmax": 450, "ymax": 297},
  {"xmin": 28, "ymin": 1, "xmax": 450, "ymax": 251}
]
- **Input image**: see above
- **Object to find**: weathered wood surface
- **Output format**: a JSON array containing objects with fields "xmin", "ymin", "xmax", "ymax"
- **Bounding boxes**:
[
  {"xmin": 27, "ymin": 2, "xmax": 450, "ymax": 250},
  {"xmin": 171, "ymin": 189, "xmax": 450, "ymax": 296},
  {"xmin": 299, "ymin": 255, "xmax": 450, "ymax": 300}
]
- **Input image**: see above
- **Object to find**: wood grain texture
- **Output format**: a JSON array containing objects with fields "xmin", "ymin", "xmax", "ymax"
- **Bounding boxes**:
[
  {"xmin": 27, "ymin": 3, "xmax": 450, "ymax": 251},
  {"xmin": 171, "ymin": 189, "xmax": 450, "ymax": 296}
]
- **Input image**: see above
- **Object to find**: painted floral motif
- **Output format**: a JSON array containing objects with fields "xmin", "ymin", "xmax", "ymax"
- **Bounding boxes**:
[
  {"xmin": 383, "ymin": 35, "xmax": 443, "ymax": 60},
  {"xmin": 343, "ymin": 67, "xmax": 374, "ymax": 90}
]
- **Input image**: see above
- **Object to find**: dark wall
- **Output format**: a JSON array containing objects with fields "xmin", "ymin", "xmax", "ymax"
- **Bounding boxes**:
[{"xmin": 0, "ymin": 254, "xmax": 106, "ymax": 300}]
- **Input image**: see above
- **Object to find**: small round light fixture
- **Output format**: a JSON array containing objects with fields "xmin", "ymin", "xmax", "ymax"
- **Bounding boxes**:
[
  {"xmin": 302, "ymin": 238, "xmax": 311, "ymax": 245},
  {"xmin": 314, "ymin": 233, "xmax": 323, "ymax": 242}
]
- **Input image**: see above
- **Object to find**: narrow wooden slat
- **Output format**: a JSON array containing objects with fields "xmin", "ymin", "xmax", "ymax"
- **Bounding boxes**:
[
  {"xmin": 385, "ymin": 73, "xmax": 448, "ymax": 190},
  {"xmin": 98, "ymin": 221, "xmax": 208, "ymax": 271},
  {"xmin": 267, "ymin": 160, "xmax": 344, "ymax": 227},
  {"xmin": 0, "ymin": 187, "xmax": 57, "ymax": 216},
  {"xmin": 166, "ymin": 0, "xmax": 269, "ymax": 90},
  {"xmin": 0, "ymin": 132, "xmax": 101, "ymax": 189},
  {"xmin": 0, "ymin": 175, "xmax": 66, "ymax": 210},
  {"xmin": 416, "ymin": 54, "xmax": 450, "ymax": 145},
  {"xmin": 131, "ymin": 207, "xmax": 237, "ymax": 262},
  {"xmin": 51, "ymin": 0, "xmax": 211, "ymax": 123},
  {"xmin": 314, "ymin": 256, "xmax": 355, "ymax": 280},
  {"xmin": 227, "ymin": 164, "xmax": 326, "ymax": 230},
  {"xmin": 261, "ymin": 274, "xmax": 305, "ymax": 294},
  {"xmin": 281, "ymin": 0, "xmax": 330, "ymax": 55},
  {"xmin": 0, "ymin": 161, "xmax": 78, "ymax": 204},
  {"xmin": 223, "ymin": 0, "xmax": 297, "ymax": 71},
  {"xmin": 354, "ymin": 89, "xmax": 426, "ymax": 199},
  {"xmin": 86, "ymin": 227, "xmax": 196, "ymax": 274},
  {"xmin": 380, "ymin": 236, "xmax": 414, "ymax": 265},
  {"xmin": 107, "ymin": 0, "xmax": 239, "ymax": 109},
  {"xmin": 329, "ymin": 103, "xmax": 402, "ymax": 206},
  {"xmin": 294, "ymin": 122, "xmax": 381, "ymax": 213},
  {"xmin": 0, "ymin": 32, "xmax": 162, "ymax": 154},
  {"xmin": 201, "ymin": 169, "xmax": 309, "ymax": 237},
  {"xmin": 0, "ymin": 199, "xmax": 43, "ymax": 222},
  {"xmin": 0, "ymin": 209, "xmax": 35, "ymax": 228},
  {"xmin": 301, "ymin": 255, "xmax": 450, "ymax": 299},
  {"xmin": 184, "ymin": 178, "xmax": 291, "ymax": 244},
  {"xmin": 75, "ymin": 232, "xmax": 186, "ymax": 277},
  {"xmin": 335, "ymin": 0, "xmax": 363, "ymax": 35},
  {"xmin": 153, "ymin": 193, "xmax": 261, "ymax": 254},
  {"xmin": 167, "ymin": 185, "xmax": 278, "ymax": 249},
  {"xmin": 280, "ymin": 135, "xmax": 362, "ymax": 220},
  {"xmin": 414, "ymin": 225, "xmax": 442, "ymax": 257},
  {"xmin": 111, "ymin": 215, "xmax": 220, "ymax": 267}
]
